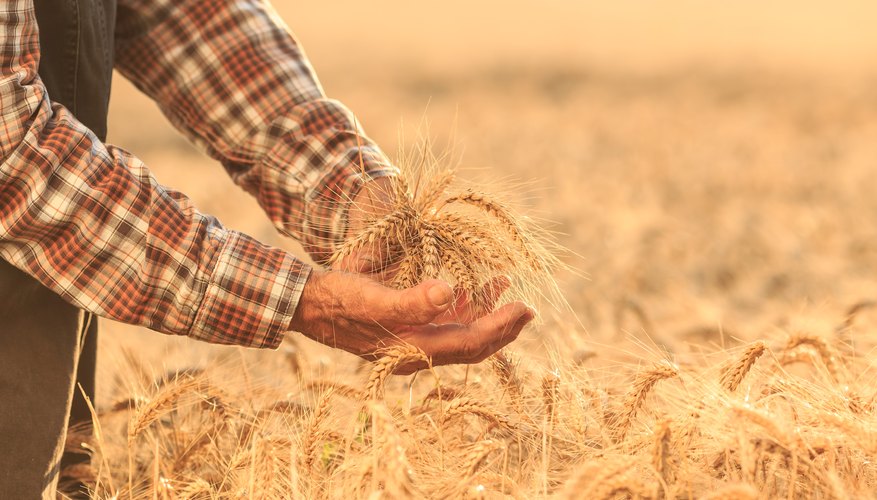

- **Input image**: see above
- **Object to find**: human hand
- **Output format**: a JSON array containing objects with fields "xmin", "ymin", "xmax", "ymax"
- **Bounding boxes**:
[{"xmin": 289, "ymin": 269, "xmax": 535, "ymax": 374}]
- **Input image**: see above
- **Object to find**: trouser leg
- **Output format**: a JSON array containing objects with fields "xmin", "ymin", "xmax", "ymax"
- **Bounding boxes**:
[{"xmin": 0, "ymin": 261, "xmax": 88, "ymax": 500}]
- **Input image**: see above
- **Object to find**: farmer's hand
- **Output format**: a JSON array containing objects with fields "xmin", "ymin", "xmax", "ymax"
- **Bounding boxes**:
[{"xmin": 289, "ymin": 269, "xmax": 535, "ymax": 374}]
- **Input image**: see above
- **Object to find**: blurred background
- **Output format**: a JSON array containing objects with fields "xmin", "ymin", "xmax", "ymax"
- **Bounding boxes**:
[{"xmin": 100, "ymin": 1, "xmax": 877, "ymax": 392}]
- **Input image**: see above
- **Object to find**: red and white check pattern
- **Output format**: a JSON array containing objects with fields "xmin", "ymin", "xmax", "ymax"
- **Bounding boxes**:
[{"xmin": 0, "ymin": 0, "xmax": 396, "ymax": 348}]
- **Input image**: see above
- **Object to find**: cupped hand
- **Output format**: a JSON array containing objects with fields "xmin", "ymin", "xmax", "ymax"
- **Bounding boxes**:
[{"xmin": 289, "ymin": 269, "xmax": 534, "ymax": 374}]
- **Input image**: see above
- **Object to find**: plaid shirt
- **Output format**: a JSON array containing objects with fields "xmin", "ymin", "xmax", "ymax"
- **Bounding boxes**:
[{"xmin": 0, "ymin": 0, "xmax": 396, "ymax": 348}]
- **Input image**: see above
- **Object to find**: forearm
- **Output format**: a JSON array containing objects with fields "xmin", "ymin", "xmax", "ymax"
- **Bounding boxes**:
[
  {"xmin": 1, "ymin": 1, "xmax": 307, "ymax": 347},
  {"xmin": 114, "ymin": 0, "xmax": 397, "ymax": 264},
  {"xmin": 0, "ymin": 115, "xmax": 308, "ymax": 348}
]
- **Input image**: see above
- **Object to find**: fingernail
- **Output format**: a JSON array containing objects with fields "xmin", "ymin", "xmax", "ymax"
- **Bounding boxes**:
[{"xmin": 428, "ymin": 283, "xmax": 452, "ymax": 307}]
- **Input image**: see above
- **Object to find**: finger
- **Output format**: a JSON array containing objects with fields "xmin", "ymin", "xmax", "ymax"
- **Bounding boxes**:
[
  {"xmin": 456, "ymin": 301, "xmax": 533, "ymax": 360},
  {"xmin": 391, "ymin": 359, "xmax": 430, "ymax": 376},
  {"xmin": 407, "ymin": 302, "xmax": 534, "ymax": 365},
  {"xmin": 375, "ymin": 279, "xmax": 454, "ymax": 326},
  {"xmin": 439, "ymin": 275, "xmax": 512, "ymax": 325},
  {"xmin": 467, "ymin": 308, "xmax": 534, "ymax": 363}
]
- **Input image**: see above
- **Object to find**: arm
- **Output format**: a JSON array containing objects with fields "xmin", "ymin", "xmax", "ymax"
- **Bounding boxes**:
[
  {"xmin": 0, "ymin": 0, "xmax": 306, "ymax": 348},
  {"xmin": 113, "ymin": 0, "xmax": 397, "ymax": 265},
  {"xmin": 0, "ymin": 0, "xmax": 533, "ymax": 363}
]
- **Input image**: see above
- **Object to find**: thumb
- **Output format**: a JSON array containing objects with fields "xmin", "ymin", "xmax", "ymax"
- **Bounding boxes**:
[{"xmin": 381, "ymin": 279, "xmax": 453, "ymax": 325}]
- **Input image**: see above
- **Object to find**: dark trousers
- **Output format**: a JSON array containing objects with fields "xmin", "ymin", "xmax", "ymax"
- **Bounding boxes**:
[{"xmin": 0, "ymin": 260, "xmax": 97, "ymax": 499}]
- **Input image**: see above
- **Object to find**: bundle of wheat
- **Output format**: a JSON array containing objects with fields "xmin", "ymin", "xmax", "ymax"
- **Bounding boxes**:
[{"xmin": 330, "ymin": 153, "xmax": 564, "ymax": 314}]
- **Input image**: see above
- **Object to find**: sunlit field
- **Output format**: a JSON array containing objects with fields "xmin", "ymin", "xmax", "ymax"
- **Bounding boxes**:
[{"xmin": 66, "ymin": 2, "xmax": 877, "ymax": 497}]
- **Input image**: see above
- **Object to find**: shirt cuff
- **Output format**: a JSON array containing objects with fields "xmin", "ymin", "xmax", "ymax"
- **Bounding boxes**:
[{"xmin": 189, "ymin": 230, "xmax": 310, "ymax": 349}]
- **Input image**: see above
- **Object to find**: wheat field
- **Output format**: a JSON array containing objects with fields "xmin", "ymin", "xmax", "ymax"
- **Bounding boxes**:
[{"xmin": 61, "ymin": 2, "xmax": 877, "ymax": 498}]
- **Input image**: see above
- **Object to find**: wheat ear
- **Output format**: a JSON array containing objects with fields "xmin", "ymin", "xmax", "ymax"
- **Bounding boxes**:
[
  {"xmin": 366, "ymin": 344, "xmax": 429, "ymax": 400},
  {"xmin": 461, "ymin": 440, "xmax": 504, "ymax": 478},
  {"xmin": 443, "ymin": 189, "xmax": 543, "ymax": 270},
  {"xmin": 653, "ymin": 419, "xmax": 673, "ymax": 497},
  {"xmin": 785, "ymin": 334, "xmax": 844, "ymax": 382},
  {"xmin": 299, "ymin": 388, "xmax": 333, "ymax": 470},
  {"xmin": 128, "ymin": 378, "xmax": 199, "ymax": 442},
  {"xmin": 443, "ymin": 397, "xmax": 516, "ymax": 430},
  {"xmin": 721, "ymin": 341, "xmax": 768, "ymax": 392},
  {"xmin": 329, "ymin": 208, "xmax": 408, "ymax": 265},
  {"xmin": 615, "ymin": 363, "xmax": 679, "ymax": 442}
]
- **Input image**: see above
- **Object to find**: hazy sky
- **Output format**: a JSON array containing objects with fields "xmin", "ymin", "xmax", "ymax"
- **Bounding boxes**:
[{"xmin": 281, "ymin": 1, "xmax": 877, "ymax": 76}]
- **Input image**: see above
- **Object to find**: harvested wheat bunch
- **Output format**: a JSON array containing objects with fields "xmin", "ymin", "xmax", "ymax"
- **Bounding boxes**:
[{"xmin": 330, "ymin": 156, "xmax": 564, "ymax": 313}]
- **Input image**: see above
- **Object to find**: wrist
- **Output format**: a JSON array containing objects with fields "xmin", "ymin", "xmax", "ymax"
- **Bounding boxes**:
[{"xmin": 290, "ymin": 268, "xmax": 331, "ymax": 335}]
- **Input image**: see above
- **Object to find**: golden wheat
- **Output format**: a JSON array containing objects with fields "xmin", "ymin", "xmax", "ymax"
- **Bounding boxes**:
[
  {"xmin": 614, "ymin": 363, "xmax": 679, "ymax": 442},
  {"xmin": 721, "ymin": 341, "xmax": 768, "ymax": 392},
  {"xmin": 365, "ymin": 344, "xmax": 430, "ymax": 400},
  {"xmin": 329, "ymin": 161, "xmax": 563, "ymax": 311}
]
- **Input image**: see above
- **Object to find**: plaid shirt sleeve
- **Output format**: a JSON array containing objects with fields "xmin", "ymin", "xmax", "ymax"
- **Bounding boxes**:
[
  {"xmin": 0, "ymin": 0, "xmax": 362, "ymax": 349},
  {"xmin": 114, "ymin": 0, "xmax": 398, "ymax": 265}
]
